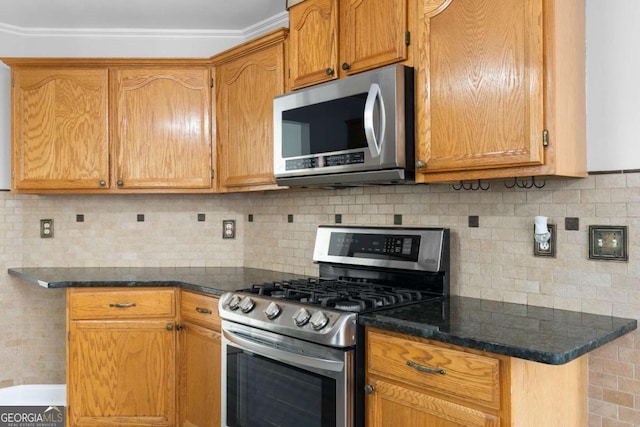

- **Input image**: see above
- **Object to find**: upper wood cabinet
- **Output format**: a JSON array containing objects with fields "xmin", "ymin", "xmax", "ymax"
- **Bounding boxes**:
[
  {"xmin": 111, "ymin": 67, "xmax": 212, "ymax": 190},
  {"xmin": 288, "ymin": 0, "xmax": 413, "ymax": 90},
  {"xmin": 414, "ymin": 0, "xmax": 586, "ymax": 183},
  {"xmin": 3, "ymin": 58, "xmax": 214, "ymax": 194},
  {"xmin": 212, "ymin": 28, "xmax": 288, "ymax": 192},
  {"xmin": 10, "ymin": 67, "xmax": 110, "ymax": 190}
]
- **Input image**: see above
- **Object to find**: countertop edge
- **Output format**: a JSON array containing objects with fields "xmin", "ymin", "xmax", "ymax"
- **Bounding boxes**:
[
  {"xmin": 9, "ymin": 268, "xmax": 236, "ymax": 297},
  {"xmin": 358, "ymin": 314, "xmax": 638, "ymax": 365}
]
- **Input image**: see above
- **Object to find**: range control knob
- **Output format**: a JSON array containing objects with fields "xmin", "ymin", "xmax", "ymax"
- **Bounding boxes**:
[
  {"xmin": 293, "ymin": 307, "xmax": 311, "ymax": 327},
  {"xmin": 264, "ymin": 301, "xmax": 282, "ymax": 320},
  {"xmin": 309, "ymin": 310, "xmax": 330, "ymax": 331},
  {"xmin": 227, "ymin": 294, "xmax": 242, "ymax": 311},
  {"xmin": 239, "ymin": 296, "xmax": 255, "ymax": 313}
]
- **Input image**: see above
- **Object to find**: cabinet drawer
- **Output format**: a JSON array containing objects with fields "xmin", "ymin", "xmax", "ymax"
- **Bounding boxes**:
[
  {"xmin": 367, "ymin": 329, "xmax": 501, "ymax": 410},
  {"xmin": 69, "ymin": 288, "xmax": 176, "ymax": 320},
  {"xmin": 180, "ymin": 291, "xmax": 221, "ymax": 331}
]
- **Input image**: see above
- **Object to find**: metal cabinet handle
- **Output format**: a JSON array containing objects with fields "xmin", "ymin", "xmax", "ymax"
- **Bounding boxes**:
[
  {"xmin": 117, "ymin": 180, "xmax": 124, "ymax": 187},
  {"xmin": 99, "ymin": 180, "xmax": 106, "ymax": 187},
  {"xmin": 342, "ymin": 62, "xmax": 350, "ymax": 71},
  {"xmin": 326, "ymin": 68, "xmax": 334, "ymax": 76},
  {"xmin": 166, "ymin": 324, "xmax": 174, "ymax": 331},
  {"xmin": 407, "ymin": 360, "xmax": 446, "ymax": 375},
  {"xmin": 195, "ymin": 307, "xmax": 212, "ymax": 315},
  {"xmin": 109, "ymin": 303, "xmax": 137, "ymax": 308},
  {"xmin": 416, "ymin": 160, "xmax": 426, "ymax": 169},
  {"xmin": 364, "ymin": 384, "xmax": 375, "ymax": 394}
]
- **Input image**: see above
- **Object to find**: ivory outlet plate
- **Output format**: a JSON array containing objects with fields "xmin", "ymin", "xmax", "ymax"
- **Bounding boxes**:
[
  {"xmin": 40, "ymin": 219, "xmax": 54, "ymax": 238},
  {"xmin": 589, "ymin": 225, "xmax": 628, "ymax": 261},
  {"xmin": 222, "ymin": 220, "xmax": 236, "ymax": 239}
]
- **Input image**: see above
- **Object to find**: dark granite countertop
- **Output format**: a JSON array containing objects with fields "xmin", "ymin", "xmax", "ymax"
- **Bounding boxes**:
[
  {"xmin": 9, "ymin": 267, "xmax": 637, "ymax": 365},
  {"xmin": 8, "ymin": 267, "xmax": 308, "ymax": 296},
  {"xmin": 359, "ymin": 296, "xmax": 637, "ymax": 365}
]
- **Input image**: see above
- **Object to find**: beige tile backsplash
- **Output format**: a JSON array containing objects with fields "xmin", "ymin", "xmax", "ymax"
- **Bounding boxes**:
[{"xmin": 1, "ymin": 173, "xmax": 639, "ymax": 425}]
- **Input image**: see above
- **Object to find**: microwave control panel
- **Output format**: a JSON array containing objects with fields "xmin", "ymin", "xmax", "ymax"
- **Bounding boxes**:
[{"xmin": 286, "ymin": 151, "xmax": 365, "ymax": 171}]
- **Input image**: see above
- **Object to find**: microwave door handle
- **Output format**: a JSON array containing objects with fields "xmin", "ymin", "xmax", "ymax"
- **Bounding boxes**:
[{"xmin": 364, "ymin": 83, "xmax": 386, "ymax": 158}]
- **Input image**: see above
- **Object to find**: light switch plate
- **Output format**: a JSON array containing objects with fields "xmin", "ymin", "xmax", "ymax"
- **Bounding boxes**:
[{"xmin": 589, "ymin": 225, "xmax": 628, "ymax": 261}]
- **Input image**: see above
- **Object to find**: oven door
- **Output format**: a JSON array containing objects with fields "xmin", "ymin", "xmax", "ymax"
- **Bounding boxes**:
[{"xmin": 222, "ymin": 320, "xmax": 354, "ymax": 427}]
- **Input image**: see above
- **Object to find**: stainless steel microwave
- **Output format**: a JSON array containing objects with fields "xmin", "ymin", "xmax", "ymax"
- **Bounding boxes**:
[{"xmin": 273, "ymin": 64, "xmax": 414, "ymax": 187}]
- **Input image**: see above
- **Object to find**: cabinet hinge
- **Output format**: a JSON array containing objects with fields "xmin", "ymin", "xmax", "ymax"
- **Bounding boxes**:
[
  {"xmin": 542, "ymin": 129, "xmax": 549, "ymax": 147},
  {"xmin": 210, "ymin": 77, "xmax": 214, "ymax": 88},
  {"xmin": 211, "ymin": 169, "xmax": 215, "ymax": 179},
  {"xmin": 405, "ymin": 31, "xmax": 411, "ymax": 46}
]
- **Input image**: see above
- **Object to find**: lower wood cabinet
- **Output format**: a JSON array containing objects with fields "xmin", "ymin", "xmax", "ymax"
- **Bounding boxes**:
[
  {"xmin": 67, "ymin": 288, "xmax": 178, "ymax": 427},
  {"xmin": 178, "ymin": 291, "xmax": 222, "ymax": 427},
  {"xmin": 66, "ymin": 288, "xmax": 221, "ymax": 427},
  {"xmin": 365, "ymin": 328, "xmax": 587, "ymax": 427}
]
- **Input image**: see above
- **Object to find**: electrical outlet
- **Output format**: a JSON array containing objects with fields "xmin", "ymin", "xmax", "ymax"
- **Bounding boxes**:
[
  {"xmin": 589, "ymin": 225, "xmax": 628, "ymax": 261},
  {"xmin": 533, "ymin": 223, "xmax": 555, "ymax": 257},
  {"xmin": 222, "ymin": 220, "xmax": 236, "ymax": 239},
  {"xmin": 40, "ymin": 219, "xmax": 54, "ymax": 238}
]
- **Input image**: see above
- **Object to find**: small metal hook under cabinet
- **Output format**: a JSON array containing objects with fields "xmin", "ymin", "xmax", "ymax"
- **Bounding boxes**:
[
  {"xmin": 504, "ymin": 176, "xmax": 546, "ymax": 189},
  {"xmin": 450, "ymin": 180, "xmax": 490, "ymax": 191}
]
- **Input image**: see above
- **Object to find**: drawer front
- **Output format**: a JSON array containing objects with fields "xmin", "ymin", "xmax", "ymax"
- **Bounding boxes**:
[
  {"xmin": 367, "ymin": 329, "xmax": 501, "ymax": 409},
  {"xmin": 69, "ymin": 288, "xmax": 176, "ymax": 320},
  {"xmin": 180, "ymin": 291, "xmax": 221, "ymax": 331}
]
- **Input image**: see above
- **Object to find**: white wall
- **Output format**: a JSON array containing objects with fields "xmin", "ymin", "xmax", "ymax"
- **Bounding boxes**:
[{"xmin": 586, "ymin": 0, "xmax": 640, "ymax": 171}]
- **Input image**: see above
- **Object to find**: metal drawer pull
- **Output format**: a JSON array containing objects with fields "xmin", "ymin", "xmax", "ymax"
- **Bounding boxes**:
[
  {"xmin": 407, "ymin": 360, "xmax": 446, "ymax": 375},
  {"xmin": 195, "ymin": 307, "xmax": 212, "ymax": 315},
  {"xmin": 109, "ymin": 303, "xmax": 137, "ymax": 308}
]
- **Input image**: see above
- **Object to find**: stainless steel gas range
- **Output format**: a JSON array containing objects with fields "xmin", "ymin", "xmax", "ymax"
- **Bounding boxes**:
[{"xmin": 219, "ymin": 226, "xmax": 450, "ymax": 427}]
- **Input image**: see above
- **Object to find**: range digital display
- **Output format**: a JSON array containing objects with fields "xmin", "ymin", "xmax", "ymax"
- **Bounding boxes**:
[{"xmin": 328, "ymin": 232, "xmax": 420, "ymax": 261}]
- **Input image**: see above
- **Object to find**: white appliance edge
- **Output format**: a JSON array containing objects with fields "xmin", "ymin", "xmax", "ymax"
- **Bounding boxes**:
[{"xmin": 0, "ymin": 62, "xmax": 9, "ymax": 190}]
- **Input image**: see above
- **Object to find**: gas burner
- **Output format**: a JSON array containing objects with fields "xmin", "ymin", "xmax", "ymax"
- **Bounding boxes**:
[
  {"xmin": 334, "ymin": 300, "xmax": 364, "ymax": 312},
  {"xmin": 270, "ymin": 291, "xmax": 287, "ymax": 298}
]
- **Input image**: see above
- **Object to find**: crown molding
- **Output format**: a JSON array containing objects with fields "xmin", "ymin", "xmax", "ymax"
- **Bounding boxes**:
[{"xmin": 0, "ymin": 11, "xmax": 289, "ymax": 40}]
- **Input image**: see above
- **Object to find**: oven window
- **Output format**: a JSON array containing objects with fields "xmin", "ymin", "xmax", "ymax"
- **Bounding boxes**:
[
  {"xmin": 226, "ymin": 345, "xmax": 337, "ymax": 427},
  {"xmin": 281, "ymin": 93, "xmax": 368, "ymax": 158}
]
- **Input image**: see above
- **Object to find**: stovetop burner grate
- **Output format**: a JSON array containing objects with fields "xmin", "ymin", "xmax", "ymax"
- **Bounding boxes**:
[{"xmin": 243, "ymin": 277, "xmax": 434, "ymax": 312}]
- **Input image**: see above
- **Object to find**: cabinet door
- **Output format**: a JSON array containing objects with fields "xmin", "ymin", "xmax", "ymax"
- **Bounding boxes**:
[
  {"xmin": 288, "ymin": 0, "xmax": 339, "ymax": 89},
  {"xmin": 12, "ymin": 68, "xmax": 109, "ymax": 190},
  {"xmin": 178, "ymin": 320, "xmax": 221, "ymax": 427},
  {"xmin": 112, "ymin": 68, "xmax": 212, "ymax": 190},
  {"xmin": 340, "ymin": 0, "xmax": 410, "ymax": 75},
  {"xmin": 67, "ymin": 319, "xmax": 176, "ymax": 427},
  {"xmin": 415, "ymin": 0, "xmax": 544, "ymax": 176},
  {"xmin": 216, "ymin": 42, "xmax": 285, "ymax": 192},
  {"xmin": 366, "ymin": 376, "xmax": 500, "ymax": 427}
]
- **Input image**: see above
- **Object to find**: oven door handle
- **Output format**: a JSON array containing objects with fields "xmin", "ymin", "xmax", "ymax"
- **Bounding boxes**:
[{"xmin": 223, "ymin": 328, "xmax": 346, "ymax": 373}]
